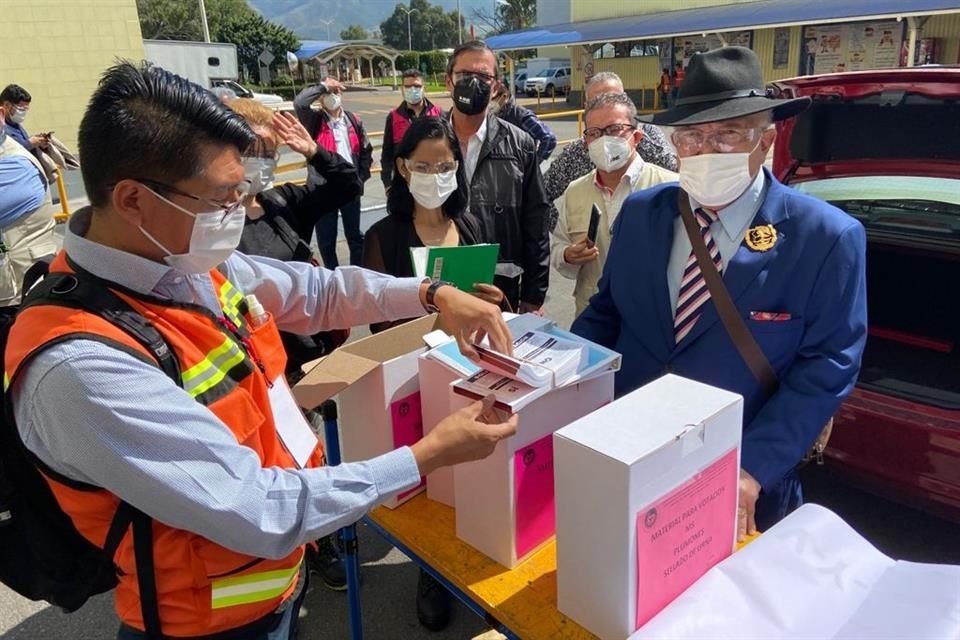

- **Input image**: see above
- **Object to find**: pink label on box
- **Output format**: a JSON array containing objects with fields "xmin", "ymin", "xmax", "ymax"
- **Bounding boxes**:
[
  {"xmin": 391, "ymin": 391, "xmax": 425, "ymax": 500},
  {"xmin": 513, "ymin": 434, "xmax": 555, "ymax": 558},
  {"xmin": 634, "ymin": 447, "xmax": 739, "ymax": 630}
]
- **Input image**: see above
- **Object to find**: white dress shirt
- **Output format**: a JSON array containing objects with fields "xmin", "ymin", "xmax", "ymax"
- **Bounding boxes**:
[
  {"xmin": 463, "ymin": 115, "xmax": 488, "ymax": 185},
  {"xmin": 328, "ymin": 112, "xmax": 355, "ymax": 165}
]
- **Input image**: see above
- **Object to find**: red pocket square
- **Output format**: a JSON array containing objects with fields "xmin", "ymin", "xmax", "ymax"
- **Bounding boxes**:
[{"xmin": 750, "ymin": 312, "xmax": 792, "ymax": 322}]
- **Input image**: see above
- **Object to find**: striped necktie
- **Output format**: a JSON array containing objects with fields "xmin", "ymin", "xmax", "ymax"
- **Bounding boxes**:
[{"xmin": 675, "ymin": 208, "xmax": 722, "ymax": 344}]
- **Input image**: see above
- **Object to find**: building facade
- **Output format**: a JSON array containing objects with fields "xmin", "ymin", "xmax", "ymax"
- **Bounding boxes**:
[
  {"xmin": 491, "ymin": 0, "xmax": 960, "ymax": 109},
  {"xmin": 2, "ymin": 0, "xmax": 145, "ymax": 152}
]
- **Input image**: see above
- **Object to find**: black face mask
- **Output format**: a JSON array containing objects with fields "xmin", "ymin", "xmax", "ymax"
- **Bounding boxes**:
[{"xmin": 453, "ymin": 76, "xmax": 491, "ymax": 116}]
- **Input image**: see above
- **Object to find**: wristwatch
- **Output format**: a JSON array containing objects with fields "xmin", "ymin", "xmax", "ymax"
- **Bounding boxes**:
[{"xmin": 424, "ymin": 280, "xmax": 454, "ymax": 313}]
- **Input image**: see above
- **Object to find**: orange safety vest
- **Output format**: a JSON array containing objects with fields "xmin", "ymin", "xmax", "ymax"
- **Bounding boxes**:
[
  {"xmin": 5, "ymin": 251, "xmax": 324, "ymax": 637},
  {"xmin": 674, "ymin": 68, "xmax": 686, "ymax": 89}
]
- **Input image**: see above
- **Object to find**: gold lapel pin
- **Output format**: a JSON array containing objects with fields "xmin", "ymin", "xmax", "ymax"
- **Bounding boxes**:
[{"xmin": 745, "ymin": 224, "xmax": 777, "ymax": 252}]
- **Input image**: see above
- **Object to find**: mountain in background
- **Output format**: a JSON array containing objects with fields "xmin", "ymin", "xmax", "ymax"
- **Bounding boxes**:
[{"xmin": 249, "ymin": 0, "xmax": 492, "ymax": 41}]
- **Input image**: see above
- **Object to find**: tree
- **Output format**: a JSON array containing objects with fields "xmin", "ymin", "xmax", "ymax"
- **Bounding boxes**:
[
  {"xmin": 473, "ymin": 0, "xmax": 535, "ymax": 36},
  {"xmin": 340, "ymin": 24, "xmax": 368, "ymax": 41},
  {"xmin": 380, "ymin": 0, "xmax": 462, "ymax": 51},
  {"xmin": 136, "ymin": 0, "xmax": 300, "ymax": 83},
  {"xmin": 137, "ymin": 0, "xmax": 202, "ymax": 40}
]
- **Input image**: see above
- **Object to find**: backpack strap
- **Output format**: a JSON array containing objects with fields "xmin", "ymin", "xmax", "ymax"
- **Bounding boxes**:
[
  {"xmin": 21, "ymin": 272, "xmax": 181, "ymax": 384},
  {"xmin": 18, "ymin": 268, "xmax": 176, "ymax": 638}
]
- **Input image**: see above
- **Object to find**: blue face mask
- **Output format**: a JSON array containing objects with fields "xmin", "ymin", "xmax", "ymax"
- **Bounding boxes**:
[{"xmin": 404, "ymin": 87, "xmax": 424, "ymax": 104}]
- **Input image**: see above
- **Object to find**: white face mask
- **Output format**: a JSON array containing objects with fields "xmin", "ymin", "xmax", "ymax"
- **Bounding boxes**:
[
  {"xmin": 404, "ymin": 87, "xmax": 424, "ymax": 104},
  {"xmin": 8, "ymin": 107, "xmax": 27, "ymax": 125},
  {"xmin": 140, "ymin": 188, "xmax": 246, "ymax": 274},
  {"xmin": 588, "ymin": 135, "xmax": 633, "ymax": 173},
  {"xmin": 679, "ymin": 142, "xmax": 759, "ymax": 208},
  {"xmin": 321, "ymin": 93, "xmax": 341, "ymax": 112},
  {"xmin": 408, "ymin": 170, "xmax": 457, "ymax": 210},
  {"xmin": 242, "ymin": 157, "xmax": 277, "ymax": 195}
]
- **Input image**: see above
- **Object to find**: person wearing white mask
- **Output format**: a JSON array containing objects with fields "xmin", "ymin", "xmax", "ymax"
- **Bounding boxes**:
[
  {"xmin": 551, "ymin": 91, "xmax": 677, "ymax": 317},
  {"xmin": 1, "ymin": 84, "xmax": 51, "ymax": 157},
  {"xmin": 6, "ymin": 62, "xmax": 519, "ymax": 640},
  {"xmin": 364, "ymin": 116, "xmax": 505, "ymax": 335},
  {"xmin": 380, "ymin": 69, "xmax": 444, "ymax": 192},
  {"xmin": 293, "ymin": 78, "xmax": 373, "ymax": 268},
  {"xmin": 572, "ymin": 47, "xmax": 866, "ymax": 545}
]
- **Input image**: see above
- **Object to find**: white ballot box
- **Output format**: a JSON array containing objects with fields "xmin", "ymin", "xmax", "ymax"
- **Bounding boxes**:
[
  {"xmin": 630, "ymin": 503, "xmax": 960, "ymax": 640},
  {"xmin": 446, "ymin": 316, "xmax": 621, "ymax": 569},
  {"xmin": 554, "ymin": 374, "xmax": 743, "ymax": 640},
  {"xmin": 292, "ymin": 315, "xmax": 442, "ymax": 508}
]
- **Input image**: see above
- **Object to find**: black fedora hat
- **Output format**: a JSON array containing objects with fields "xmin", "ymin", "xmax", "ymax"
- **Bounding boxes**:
[{"xmin": 642, "ymin": 46, "xmax": 810, "ymax": 126}]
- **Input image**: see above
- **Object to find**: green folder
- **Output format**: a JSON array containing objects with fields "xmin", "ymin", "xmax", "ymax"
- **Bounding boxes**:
[{"xmin": 409, "ymin": 243, "xmax": 500, "ymax": 292}]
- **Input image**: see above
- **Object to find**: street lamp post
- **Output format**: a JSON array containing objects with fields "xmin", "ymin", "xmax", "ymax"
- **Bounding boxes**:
[
  {"xmin": 198, "ymin": 0, "xmax": 211, "ymax": 42},
  {"xmin": 457, "ymin": 0, "xmax": 463, "ymax": 44},
  {"xmin": 400, "ymin": 6, "xmax": 419, "ymax": 52},
  {"xmin": 317, "ymin": 18, "xmax": 334, "ymax": 41}
]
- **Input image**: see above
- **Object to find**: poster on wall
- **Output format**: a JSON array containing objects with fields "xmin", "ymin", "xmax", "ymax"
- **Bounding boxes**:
[
  {"xmin": 773, "ymin": 28, "xmax": 791, "ymax": 68},
  {"xmin": 801, "ymin": 20, "xmax": 903, "ymax": 75},
  {"xmin": 674, "ymin": 31, "xmax": 753, "ymax": 69}
]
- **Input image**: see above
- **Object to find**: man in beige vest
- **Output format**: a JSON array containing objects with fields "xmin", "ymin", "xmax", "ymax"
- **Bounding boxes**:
[
  {"xmin": 551, "ymin": 92, "xmax": 677, "ymax": 317},
  {"xmin": 0, "ymin": 131, "xmax": 59, "ymax": 307}
]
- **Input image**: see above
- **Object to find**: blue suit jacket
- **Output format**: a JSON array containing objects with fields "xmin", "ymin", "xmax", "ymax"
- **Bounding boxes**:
[{"xmin": 572, "ymin": 171, "xmax": 867, "ymax": 492}]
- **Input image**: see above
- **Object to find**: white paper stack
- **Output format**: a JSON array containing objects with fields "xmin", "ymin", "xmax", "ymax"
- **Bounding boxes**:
[{"xmin": 630, "ymin": 503, "xmax": 960, "ymax": 640}]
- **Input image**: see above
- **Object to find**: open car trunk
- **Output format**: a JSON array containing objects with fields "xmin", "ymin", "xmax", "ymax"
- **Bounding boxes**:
[
  {"xmin": 772, "ymin": 71, "xmax": 960, "ymax": 410},
  {"xmin": 861, "ymin": 243, "xmax": 960, "ymax": 409}
]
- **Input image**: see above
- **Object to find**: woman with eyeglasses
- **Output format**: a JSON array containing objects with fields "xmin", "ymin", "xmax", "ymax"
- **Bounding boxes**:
[{"xmin": 363, "ymin": 117, "xmax": 505, "ymax": 335}]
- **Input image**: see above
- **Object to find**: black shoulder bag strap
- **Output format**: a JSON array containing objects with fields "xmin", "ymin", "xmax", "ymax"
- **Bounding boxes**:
[
  {"xmin": 22, "ymin": 270, "xmax": 175, "ymax": 638},
  {"xmin": 677, "ymin": 191, "xmax": 779, "ymax": 397}
]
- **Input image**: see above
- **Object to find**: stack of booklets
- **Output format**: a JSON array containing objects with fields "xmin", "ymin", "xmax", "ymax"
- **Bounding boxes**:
[{"xmin": 423, "ymin": 314, "xmax": 621, "ymax": 412}]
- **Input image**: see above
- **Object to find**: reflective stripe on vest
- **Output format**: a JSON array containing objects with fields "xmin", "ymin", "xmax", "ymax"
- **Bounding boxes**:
[
  {"xmin": 211, "ymin": 561, "xmax": 301, "ymax": 610},
  {"xmin": 181, "ymin": 335, "xmax": 247, "ymax": 399},
  {"xmin": 218, "ymin": 280, "xmax": 245, "ymax": 329}
]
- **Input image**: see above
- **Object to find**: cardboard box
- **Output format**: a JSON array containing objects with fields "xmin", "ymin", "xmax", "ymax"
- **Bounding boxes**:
[
  {"xmin": 553, "ymin": 374, "xmax": 743, "ymax": 640},
  {"xmin": 417, "ymin": 337, "xmax": 473, "ymax": 507},
  {"xmin": 292, "ymin": 315, "xmax": 444, "ymax": 509},
  {"xmin": 451, "ymin": 371, "xmax": 616, "ymax": 569}
]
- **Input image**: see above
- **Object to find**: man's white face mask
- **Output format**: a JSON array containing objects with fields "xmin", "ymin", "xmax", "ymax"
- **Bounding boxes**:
[
  {"xmin": 588, "ymin": 135, "xmax": 633, "ymax": 173},
  {"xmin": 140, "ymin": 187, "xmax": 246, "ymax": 274},
  {"xmin": 679, "ymin": 138, "xmax": 761, "ymax": 208},
  {"xmin": 242, "ymin": 157, "xmax": 277, "ymax": 195}
]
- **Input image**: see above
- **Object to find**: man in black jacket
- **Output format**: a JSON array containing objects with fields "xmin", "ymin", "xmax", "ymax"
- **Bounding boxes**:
[
  {"xmin": 293, "ymin": 79, "xmax": 374, "ymax": 268},
  {"xmin": 446, "ymin": 40, "xmax": 550, "ymax": 313}
]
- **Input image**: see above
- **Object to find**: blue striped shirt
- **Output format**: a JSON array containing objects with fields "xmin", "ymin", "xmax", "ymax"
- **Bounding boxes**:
[
  {"xmin": 500, "ymin": 101, "xmax": 558, "ymax": 162},
  {"xmin": 12, "ymin": 208, "xmax": 425, "ymax": 560}
]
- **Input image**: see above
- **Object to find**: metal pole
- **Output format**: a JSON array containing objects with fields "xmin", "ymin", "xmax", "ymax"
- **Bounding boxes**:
[
  {"xmin": 198, "ymin": 0, "xmax": 211, "ymax": 42},
  {"xmin": 318, "ymin": 19, "xmax": 334, "ymax": 42},
  {"xmin": 400, "ymin": 7, "xmax": 418, "ymax": 52},
  {"xmin": 457, "ymin": 0, "xmax": 463, "ymax": 44},
  {"xmin": 906, "ymin": 16, "xmax": 919, "ymax": 67},
  {"xmin": 321, "ymin": 401, "xmax": 363, "ymax": 640}
]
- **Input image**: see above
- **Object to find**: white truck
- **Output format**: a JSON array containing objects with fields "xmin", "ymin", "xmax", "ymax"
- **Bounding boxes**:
[{"xmin": 143, "ymin": 40, "xmax": 283, "ymax": 105}]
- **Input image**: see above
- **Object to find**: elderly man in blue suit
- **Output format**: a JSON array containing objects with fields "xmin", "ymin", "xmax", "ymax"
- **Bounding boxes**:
[{"xmin": 572, "ymin": 47, "xmax": 867, "ymax": 540}]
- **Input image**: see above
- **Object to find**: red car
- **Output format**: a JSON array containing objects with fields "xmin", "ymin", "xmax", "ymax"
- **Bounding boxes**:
[{"xmin": 768, "ymin": 68, "xmax": 960, "ymax": 524}]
